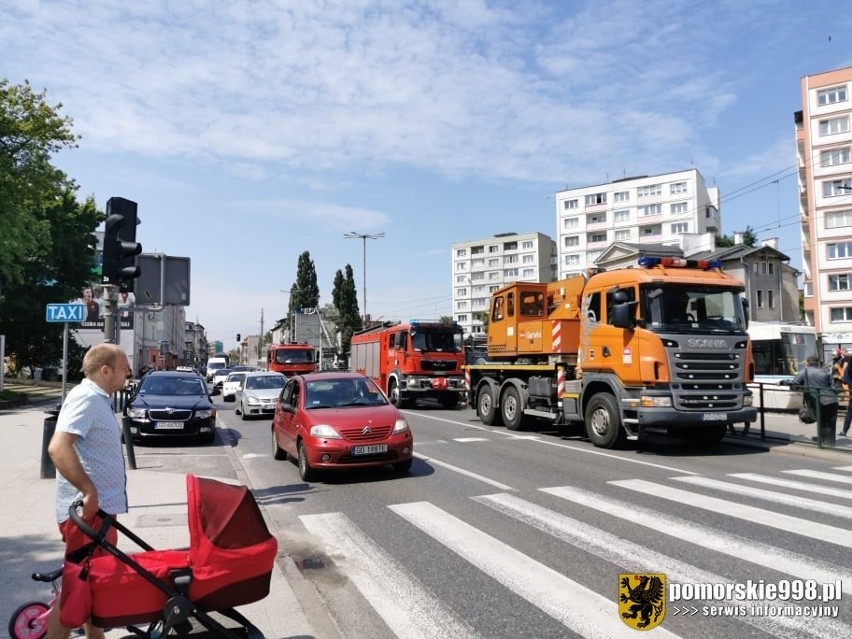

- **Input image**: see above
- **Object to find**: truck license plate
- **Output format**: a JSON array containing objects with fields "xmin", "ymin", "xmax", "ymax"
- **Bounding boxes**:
[
  {"xmin": 352, "ymin": 444, "xmax": 388, "ymax": 456},
  {"xmin": 155, "ymin": 421, "xmax": 184, "ymax": 430},
  {"xmin": 702, "ymin": 413, "xmax": 726, "ymax": 421}
]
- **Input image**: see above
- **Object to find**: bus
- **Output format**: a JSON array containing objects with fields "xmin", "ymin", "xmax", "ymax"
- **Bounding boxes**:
[{"xmin": 747, "ymin": 322, "xmax": 819, "ymax": 410}]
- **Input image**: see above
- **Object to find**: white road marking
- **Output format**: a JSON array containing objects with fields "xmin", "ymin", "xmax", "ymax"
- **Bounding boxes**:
[
  {"xmin": 413, "ymin": 452, "xmax": 514, "ymax": 490},
  {"xmin": 784, "ymin": 469, "xmax": 852, "ymax": 485},
  {"xmin": 729, "ymin": 472, "xmax": 852, "ymax": 501},
  {"xmin": 453, "ymin": 437, "xmax": 490, "ymax": 443},
  {"xmin": 611, "ymin": 479, "xmax": 851, "ymax": 546},
  {"xmin": 299, "ymin": 512, "xmax": 477, "ymax": 639},
  {"xmin": 389, "ymin": 501, "xmax": 680, "ymax": 638},
  {"xmin": 542, "ymin": 485, "xmax": 852, "ymax": 596}
]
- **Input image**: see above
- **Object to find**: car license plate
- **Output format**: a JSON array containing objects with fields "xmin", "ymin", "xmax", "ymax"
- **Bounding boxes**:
[
  {"xmin": 702, "ymin": 413, "xmax": 726, "ymax": 421},
  {"xmin": 351, "ymin": 444, "xmax": 388, "ymax": 456},
  {"xmin": 155, "ymin": 421, "xmax": 184, "ymax": 430}
]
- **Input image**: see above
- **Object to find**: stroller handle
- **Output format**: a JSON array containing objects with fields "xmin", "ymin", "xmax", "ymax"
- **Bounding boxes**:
[{"xmin": 68, "ymin": 499, "xmax": 111, "ymax": 541}]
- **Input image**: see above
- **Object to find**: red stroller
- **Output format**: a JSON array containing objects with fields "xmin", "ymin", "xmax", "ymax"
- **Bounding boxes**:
[{"xmin": 64, "ymin": 474, "xmax": 278, "ymax": 637}]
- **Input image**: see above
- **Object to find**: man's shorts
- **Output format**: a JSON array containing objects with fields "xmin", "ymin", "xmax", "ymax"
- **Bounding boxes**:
[{"xmin": 59, "ymin": 513, "xmax": 117, "ymax": 557}]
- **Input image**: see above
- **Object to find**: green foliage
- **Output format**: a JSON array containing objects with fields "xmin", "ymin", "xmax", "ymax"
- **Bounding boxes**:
[
  {"xmin": 439, "ymin": 316, "xmax": 454, "ymax": 325},
  {"xmin": 286, "ymin": 251, "xmax": 320, "ymax": 332},
  {"xmin": 715, "ymin": 226, "xmax": 757, "ymax": 248},
  {"xmin": 332, "ymin": 264, "xmax": 362, "ymax": 353},
  {"xmin": 0, "ymin": 79, "xmax": 79, "ymax": 286}
]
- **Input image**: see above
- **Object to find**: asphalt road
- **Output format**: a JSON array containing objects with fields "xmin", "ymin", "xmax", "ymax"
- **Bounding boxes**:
[{"xmin": 187, "ymin": 393, "xmax": 851, "ymax": 639}]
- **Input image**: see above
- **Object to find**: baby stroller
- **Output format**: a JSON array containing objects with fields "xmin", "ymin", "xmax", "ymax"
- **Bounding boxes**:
[{"xmin": 64, "ymin": 474, "xmax": 278, "ymax": 637}]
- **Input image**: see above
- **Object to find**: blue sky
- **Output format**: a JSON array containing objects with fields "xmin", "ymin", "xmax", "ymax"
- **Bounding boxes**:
[{"xmin": 3, "ymin": 0, "xmax": 852, "ymax": 347}]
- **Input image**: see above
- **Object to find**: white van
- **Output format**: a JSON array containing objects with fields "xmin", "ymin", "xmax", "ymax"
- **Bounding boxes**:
[{"xmin": 205, "ymin": 357, "xmax": 228, "ymax": 382}]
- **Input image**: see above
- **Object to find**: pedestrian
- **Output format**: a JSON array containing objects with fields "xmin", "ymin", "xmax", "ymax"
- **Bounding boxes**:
[
  {"xmin": 792, "ymin": 354, "xmax": 838, "ymax": 444},
  {"xmin": 841, "ymin": 358, "xmax": 852, "ymax": 438},
  {"xmin": 46, "ymin": 343, "xmax": 130, "ymax": 639}
]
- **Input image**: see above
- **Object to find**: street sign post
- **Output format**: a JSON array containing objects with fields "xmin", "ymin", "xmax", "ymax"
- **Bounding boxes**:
[{"xmin": 45, "ymin": 303, "xmax": 85, "ymax": 403}]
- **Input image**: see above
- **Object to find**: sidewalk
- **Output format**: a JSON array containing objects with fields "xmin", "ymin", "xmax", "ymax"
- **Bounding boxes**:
[{"xmin": 0, "ymin": 397, "xmax": 316, "ymax": 639}]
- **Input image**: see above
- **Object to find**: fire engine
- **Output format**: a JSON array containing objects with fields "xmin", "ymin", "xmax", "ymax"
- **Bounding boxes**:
[
  {"xmin": 465, "ymin": 257, "xmax": 757, "ymax": 448},
  {"xmin": 267, "ymin": 343, "xmax": 316, "ymax": 377},
  {"xmin": 350, "ymin": 319, "xmax": 467, "ymax": 408}
]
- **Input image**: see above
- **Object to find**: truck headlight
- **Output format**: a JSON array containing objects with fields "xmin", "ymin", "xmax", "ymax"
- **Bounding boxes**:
[
  {"xmin": 743, "ymin": 394, "xmax": 753, "ymax": 406},
  {"xmin": 640, "ymin": 396, "xmax": 672, "ymax": 408}
]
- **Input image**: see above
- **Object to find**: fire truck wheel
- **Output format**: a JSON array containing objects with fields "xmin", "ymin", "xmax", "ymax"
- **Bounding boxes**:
[
  {"xmin": 389, "ymin": 379, "xmax": 410, "ymax": 408},
  {"xmin": 477, "ymin": 383, "xmax": 503, "ymax": 426},
  {"xmin": 501, "ymin": 386, "xmax": 525, "ymax": 431},
  {"xmin": 584, "ymin": 393, "xmax": 626, "ymax": 449}
]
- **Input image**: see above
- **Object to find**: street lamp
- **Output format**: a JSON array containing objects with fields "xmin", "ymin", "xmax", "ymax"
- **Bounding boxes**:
[{"xmin": 344, "ymin": 231, "xmax": 385, "ymax": 323}]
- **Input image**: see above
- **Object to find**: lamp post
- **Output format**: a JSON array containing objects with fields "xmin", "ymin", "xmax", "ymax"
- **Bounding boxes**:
[{"xmin": 344, "ymin": 231, "xmax": 385, "ymax": 323}]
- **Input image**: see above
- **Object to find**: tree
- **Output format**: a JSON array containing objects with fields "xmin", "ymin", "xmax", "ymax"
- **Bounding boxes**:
[
  {"xmin": 0, "ymin": 187, "xmax": 102, "ymax": 376},
  {"xmin": 285, "ymin": 251, "xmax": 320, "ymax": 336},
  {"xmin": 332, "ymin": 264, "xmax": 362, "ymax": 354},
  {"xmin": 0, "ymin": 79, "xmax": 79, "ymax": 287},
  {"xmin": 715, "ymin": 226, "xmax": 757, "ymax": 248}
]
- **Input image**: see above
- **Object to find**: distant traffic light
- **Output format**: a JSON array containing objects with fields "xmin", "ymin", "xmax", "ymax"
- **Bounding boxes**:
[
  {"xmin": 102, "ymin": 197, "xmax": 142, "ymax": 292},
  {"xmin": 236, "ymin": 333, "xmax": 241, "ymax": 342}
]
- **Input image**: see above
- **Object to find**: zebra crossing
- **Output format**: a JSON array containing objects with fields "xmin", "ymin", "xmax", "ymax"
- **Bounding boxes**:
[{"xmin": 298, "ymin": 465, "xmax": 852, "ymax": 638}]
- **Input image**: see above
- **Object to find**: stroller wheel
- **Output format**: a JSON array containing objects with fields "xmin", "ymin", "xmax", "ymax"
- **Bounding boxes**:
[{"xmin": 8, "ymin": 601, "xmax": 49, "ymax": 639}]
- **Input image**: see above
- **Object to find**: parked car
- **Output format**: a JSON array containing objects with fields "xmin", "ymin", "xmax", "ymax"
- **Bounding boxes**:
[
  {"xmin": 222, "ymin": 371, "xmax": 249, "ymax": 402},
  {"xmin": 236, "ymin": 372, "xmax": 286, "ymax": 419},
  {"xmin": 124, "ymin": 371, "xmax": 217, "ymax": 443},
  {"xmin": 211, "ymin": 368, "xmax": 231, "ymax": 395},
  {"xmin": 271, "ymin": 372, "xmax": 413, "ymax": 481}
]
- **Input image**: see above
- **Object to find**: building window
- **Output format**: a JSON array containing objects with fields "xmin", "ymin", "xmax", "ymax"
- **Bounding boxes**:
[
  {"xmin": 565, "ymin": 254, "xmax": 580, "ymax": 265},
  {"xmin": 768, "ymin": 262, "xmax": 774, "ymax": 275},
  {"xmin": 522, "ymin": 268, "xmax": 535, "ymax": 278},
  {"xmin": 564, "ymin": 236, "xmax": 580, "ymax": 247},
  {"xmin": 521, "ymin": 240, "xmax": 533, "ymax": 250},
  {"xmin": 588, "ymin": 214, "xmax": 606, "ymax": 224},
  {"xmin": 820, "ymin": 147, "xmax": 851, "ymax": 167},
  {"xmin": 670, "ymin": 181, "xmax": 687, "ymax": 194},
  {"xmin": 588, "ymin": 232, "xmax": 607, "ymax": 243},
  {"xmin": 587, "ymin": 250, "xmax": 603, "ymax": 263},
  {"xmin": 456, "ymin": 248, "xmax": 467, "ymax": 257},
  {"xmin": 456, "ymin": 301, "xmax": 468, "ymax": 310},
  {"xmin": 456, "ymin": 262, "xmax": 467, "ymax": 271},
  {"xmin": 488, "ymin": 258, "xmax": 499, "ymax": 267},
  {"xmin": 503, "ymin": 241, "xmax": 518, "ymax": 251},
  {"xmin": 818, "ymin": 85, "xmax": 848, "ymax": 106},
  {"xmin": 768, "ymin": 290, "xmax": 774, "ymax": 309},
  {"xmin": 504, "ymin": 268, "xmax": 518, "ymax": 278},
  {"xmin": 488, "ymin": 272, "xmax": 501, "ymax": 281},
  {"xmin": 757, "ymin": 290, "xmax": 763, "ymax": 308},
  {"xmin": 639, "ymin": 204, "xmax": 662, "ymax": 216},
  {"xmin": 456, "ymin": 275, "xmax": 466, "ymax": 283},
  {"xmin": 504, "ymin": 255, "xmax": 518, "ymax": 264},
  {"xmin": 670, "ymin": 222, "xmax": 688, "ymax": 234},
  {"xmin": 488, "ymin": 245, "xmax": 499, "ymax": 253},
  {"xmin": 830, "ymin": 307, "xmax": 852, "ymax": 322},
  {"xmin": 614, "ymin": 191, "xmax": 629, "ymax": 202},
  {"xmin": 824, "ymin": 179, "xmax": 852, "ymax": 197},
  {"xmin": 637, "ymin": 184, "xmax": 662, "ymax": 197},
  {"xmin": 641, "ymin": 225, "xmax": 661, "ymax": 236},
  {"xmin": 761, "ymin": 262, "xmax": 767, "ymax": 275},
  {"xmin": 585, "ymin": 192, "xmax": 607, "ymax": 206},
  {"xmin": 819, "ymin": 116, "xmax": 850, "ymax": 136},
  {"xmin": 522, "ymin": 254, "xmax": 534, "ymax": 263},
  {"xmin": 457, "ymin": 287, "xmax": 468, "ymax": 296},
  {"xmin": 670, "ymin": 202, "xmax": 688, "ymax": 214},
  {"xmin": 563, "ymin": 217, "xmax": 579, "ymax": 229},
  {"xmin": 826, "ymin": 210, "xmax": 852, "ymax": 229},
  {"xmin": 614, "ymin": 209, "xmax": 630, "ymax": 223},
  {"xmin": 829, "ymin": 273, "xmax": 852, "ymax": 291},
  {"xmin": 471, "ymin": 245, "xmax": 484, "ymax": 255},
  {"xmin": 471, "ymin": 272, "xmax": 484, "ymax": 281},
  {"xmin": 563, "ymin": 199, "xmax": 578, "ymax": 210},
  {"xmin": 828, "ymin": 242, "xmax": 852, "ymax": 259},
  {"xmin": 614, "ymin": 229, "xmax": 631, "ymax": 240},
  {"xmin": 471, "ymin": 258, "xmax": 484, "ymax": 268},
  {"xmin": 753, "ymin": 262, "xmax": 759, "ymax": 274}
]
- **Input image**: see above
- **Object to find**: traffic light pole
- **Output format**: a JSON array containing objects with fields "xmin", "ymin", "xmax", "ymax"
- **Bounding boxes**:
[{"xmin": 102, "ymin": 284, "xmax": 120, "ymax": 344}]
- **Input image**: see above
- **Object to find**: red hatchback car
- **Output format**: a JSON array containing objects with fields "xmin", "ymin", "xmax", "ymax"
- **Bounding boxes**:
[{"xmin": 271, "ymin": 372, "xmax": 414, "ymax": 481}]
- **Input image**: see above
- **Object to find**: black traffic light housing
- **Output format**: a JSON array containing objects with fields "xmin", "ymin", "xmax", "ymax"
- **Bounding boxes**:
[
  {"xmin": 102, "ymin": 197, "xmax": 142, "ymax": 292},
  {"xmin": 236, "ymin": 333, "xmax": 241, "ymax": 342}
]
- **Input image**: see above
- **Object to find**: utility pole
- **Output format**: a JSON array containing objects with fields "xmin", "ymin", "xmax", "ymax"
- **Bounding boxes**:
[{"xmin": 344, "ymin": 231, "xmax": 385, "ymax": 323}]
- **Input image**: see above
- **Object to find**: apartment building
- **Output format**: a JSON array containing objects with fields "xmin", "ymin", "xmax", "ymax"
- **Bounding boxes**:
[
  {"xmin": 554, "ymin": 168, "xmax": 720, "ymax": 278},
  {"xmin": 796, "ymin": 66, "xmax": 852, "ymax": 352},
  {"xmin": 451, "ymin": 232, "xmax": 557, "ymax": 335}
]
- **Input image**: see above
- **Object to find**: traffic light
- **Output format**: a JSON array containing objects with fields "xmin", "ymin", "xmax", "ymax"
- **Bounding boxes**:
[
  {"xmin": 102, "ymin": 197, "xmax": 142, "ymax": 292},
  {"xmin": 236, "ymin": 333, "xmax": 241, "ymax": 342}
]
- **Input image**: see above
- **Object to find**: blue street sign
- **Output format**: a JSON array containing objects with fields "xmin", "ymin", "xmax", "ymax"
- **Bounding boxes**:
[{"xmin": 45, "ymin": 303, "xmax": 85, "ymax": 323}]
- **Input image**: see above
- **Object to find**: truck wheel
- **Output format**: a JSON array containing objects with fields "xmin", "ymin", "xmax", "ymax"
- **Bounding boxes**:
[
  {"xmin": 477, "ymin": 383, "xmax": 503, "ymax": 426},
  {"xmin": 389, "ymin": 379, "xmax": 406, "ymax": 408},
  {"xmin": 584, "ymin": 393, "xmax": 625, "ymax": 449},
  {"xmin": 501, "ymin": 386, "xmax": 525, "ymax": 431}
]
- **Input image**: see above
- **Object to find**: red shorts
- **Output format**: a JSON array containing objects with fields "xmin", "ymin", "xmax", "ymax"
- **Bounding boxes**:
[{"xmin": 59, "ymin": 513, "xmax": 117, "ymax": 557}]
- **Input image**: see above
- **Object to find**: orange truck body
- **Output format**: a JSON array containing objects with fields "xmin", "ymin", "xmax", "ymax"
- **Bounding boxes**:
[
  {"xmin": 267, "ymin": 343, "xmax": 316, "ymax": 377},
  {"xmin": 350, "ymin": 320, "xmax": 466, "ymax": 408},
  {"xmin": 466, "ymin": 257, "xmax": 757, "ymax": 447}
]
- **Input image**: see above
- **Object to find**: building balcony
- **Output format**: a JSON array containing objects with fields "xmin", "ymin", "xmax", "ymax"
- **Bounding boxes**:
[{"xmin": 586, "ymin": 239, "xmax": 610, "ymax": 251}]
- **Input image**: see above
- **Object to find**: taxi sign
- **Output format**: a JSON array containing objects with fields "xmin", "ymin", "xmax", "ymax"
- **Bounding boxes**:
[{"xmin": 45, "ymin": 303, "xmax": 85, "ymax": 323}]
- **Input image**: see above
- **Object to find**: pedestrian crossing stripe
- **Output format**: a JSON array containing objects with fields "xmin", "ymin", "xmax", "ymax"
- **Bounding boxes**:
[
  {"xmin": 728, "ymin": 472, "xmax": 852, "ymax": 501},
  {"xmin": 784, "ymin": 469, "xmax": 852, "ymax": 485}
]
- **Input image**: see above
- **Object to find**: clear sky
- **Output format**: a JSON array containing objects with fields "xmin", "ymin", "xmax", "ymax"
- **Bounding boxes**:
[{"xmin": 3, "ymin": 1, "xmax": 852, "ymax": 348}]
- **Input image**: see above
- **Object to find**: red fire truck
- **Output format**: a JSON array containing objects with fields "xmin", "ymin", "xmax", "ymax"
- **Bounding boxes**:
[
  {"xmin": 350, "ymin": 319, "xmax": 467, "ymax": 408},
  {"xmin": 267, "ymin": 343, "xmax": 316, "ymax": 377}
]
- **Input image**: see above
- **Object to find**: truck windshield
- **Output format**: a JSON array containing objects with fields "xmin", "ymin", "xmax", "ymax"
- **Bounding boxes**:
[
  {"xmin": 273, "ymin": 348, "xmax": 314, "ymax": 364},
  {"xmin": 411, "ymin": 331, "xmax": 462, "ymax": 352},
  {"xmin": 641, "ymin": 284, "xmax": 746, "ymax": 334}
]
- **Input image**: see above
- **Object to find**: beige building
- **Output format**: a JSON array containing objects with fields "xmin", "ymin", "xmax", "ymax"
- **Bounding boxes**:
[
  {"xmin": 554, "ymin": 168, "xmax": 720, "ymax": 279},
  {"xmin": 451, "ymin": 232, "xmax": 557, "ymax": 335},
  {"xmin": 796, "ymin": 66, "xmax": 852, "ymax": 352}
]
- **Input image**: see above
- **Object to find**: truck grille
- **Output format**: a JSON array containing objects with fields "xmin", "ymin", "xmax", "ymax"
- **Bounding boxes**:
[
  {"xmin": 668, "ymin": 343, "xmax": 746, "ymax": 411},
  {"xmin": 422, "ymin": 360, "xmax": 458, "ymax": 371}
]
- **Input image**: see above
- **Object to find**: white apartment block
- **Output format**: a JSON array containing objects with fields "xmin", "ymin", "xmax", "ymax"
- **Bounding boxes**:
[
  {"xmin": 554, "ymin": 168, "xmax": 721, "ymax": 278},
  {"xmin": 451, "ymin": 232, "xmax": 557, "ymax": 335},
  {"xmin": 796, "ymin": 66, "xmax": 852, "ymax": 354}
]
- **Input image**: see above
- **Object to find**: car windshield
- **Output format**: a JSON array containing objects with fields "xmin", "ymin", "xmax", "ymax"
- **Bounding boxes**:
[
  {"xmin": 640, "ymin": 284, "xmax": 747, "ymax": 334},
  {"xmin": 226, "ymin": 373, "xmax": 246, "ymax": 383},
  {"xmin": 410, "ymin": 330, "xmax": 462, "ymax": 353},
  {"xmin": 141, "ymin": 376, "xmax": 206, "ymax": 396},
  {"xmin": 305, "ymin": 378, "xmax": 388, "ymax": 408},
  {"xmin": 246, "ymin": 375, "xmax": 286, "ymax": 390}
]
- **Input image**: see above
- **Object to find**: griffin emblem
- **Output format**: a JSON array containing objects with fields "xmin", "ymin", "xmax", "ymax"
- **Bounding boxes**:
[{"xmin": 618, "ymin": 573, "xmax": 666, "ymax": 630}]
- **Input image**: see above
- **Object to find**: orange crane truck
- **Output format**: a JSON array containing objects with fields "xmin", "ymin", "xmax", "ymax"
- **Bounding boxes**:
[
  {"xmin": 465, "ymin": 257, "xmax": 757, "ymax": 448},
  {"xmin": 351, "ymin": 319, "xmax": 467, "ymax": 408}
]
